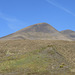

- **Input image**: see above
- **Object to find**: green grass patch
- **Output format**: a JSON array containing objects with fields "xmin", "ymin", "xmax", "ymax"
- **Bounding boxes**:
[{"xmin": 0, "ymin": 47, "xmax": 52, "ymax": 74}]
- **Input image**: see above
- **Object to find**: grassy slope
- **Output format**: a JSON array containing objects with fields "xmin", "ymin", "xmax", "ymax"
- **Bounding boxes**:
[{"xmin": 0, "ymin": 40, "xmax": 75, "ymax": 75}]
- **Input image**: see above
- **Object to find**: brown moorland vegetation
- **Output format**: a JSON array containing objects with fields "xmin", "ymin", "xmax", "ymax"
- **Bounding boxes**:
[{"xmin": 0, "ymin": 40, "xmax": 75, "ymax": 75}]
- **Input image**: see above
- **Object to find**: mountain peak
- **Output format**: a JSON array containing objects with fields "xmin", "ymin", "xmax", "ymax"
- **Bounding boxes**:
[
  {"xmin": 17, "ymin": 22, "xmax": 57, "ymax": 33},
  {"xmin": 33, "ymin": 23, "xmax": 50, "ymax": 25},
  {"xmin": 0, "ymin": 23, "xmax": 71, "ymax": 40},
  {"xmin": 27, "ymin": 23, "xmax": 51, "ymax": 28}
]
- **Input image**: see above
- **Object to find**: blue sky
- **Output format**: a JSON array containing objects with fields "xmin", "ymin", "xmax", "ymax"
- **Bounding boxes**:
[{"xmin": 0, "ymin": 0, "xmax": 75, "ymax": 37}]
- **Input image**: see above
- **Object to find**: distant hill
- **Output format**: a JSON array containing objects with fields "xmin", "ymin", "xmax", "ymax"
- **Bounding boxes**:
[
  {"xmin": 60, "ymin": 30, "xmax": 75, "ymax": 41},
  {"xmin": 0, "ymin": 23, "xmax": 71, "ymax": 40}
]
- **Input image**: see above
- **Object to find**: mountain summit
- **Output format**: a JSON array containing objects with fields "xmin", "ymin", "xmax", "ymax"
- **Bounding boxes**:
[
  {"xmin": 17, "ymin": 23, "xmax": 57, "ymax": 33},
  {"xmin": 0, "ymin": 23, "xmax": 71, "ymax": 40}
]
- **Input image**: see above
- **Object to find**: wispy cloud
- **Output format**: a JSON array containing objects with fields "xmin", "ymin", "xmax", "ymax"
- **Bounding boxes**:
[
  {"xmin": 0, "ymin": 12, "xmax": 26, "ymax": 31},
  {"xmin": 0, "ymin": 12, "xmax": 17, "ymax": 22},
  {"xmin": 46, "ymin": 0, "xmax": 75, "ymax": 16}
]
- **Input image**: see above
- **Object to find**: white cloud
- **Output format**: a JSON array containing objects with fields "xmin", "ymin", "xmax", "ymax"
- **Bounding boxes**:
[
  {"xmin": 0, "ymin": 12, "xmax": 17, "ymax": 22},
  {"xmin": 46, "ymin": 0, "xmax": 75, "ymax": 16},
  {"xmin": 0, "ymin": 12, "xmax": 27, "ymax": 31},
  {"xmin": 7, "ymin": 20, "xmax": 26, "ymax": 31}
]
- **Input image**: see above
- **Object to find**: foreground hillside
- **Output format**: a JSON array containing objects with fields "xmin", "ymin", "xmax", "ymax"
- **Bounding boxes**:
[{"xmin": 0, "ymin": 40, "xmax": 75, "ymax": 75}]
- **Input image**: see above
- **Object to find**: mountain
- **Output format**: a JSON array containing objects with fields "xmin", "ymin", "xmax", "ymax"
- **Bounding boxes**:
[
  {"xmin": 0, "ymin": 23, "xmax": 75, "ymax": 75},
  {"xmin": 0, "ymin": 23, "xmax": 71, "ymax": 40},
  {"xmin": 60, "ymin": 30, "xmax": 75, "ymax": 41}
]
